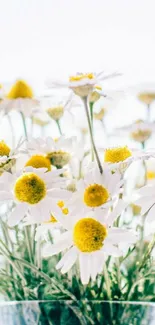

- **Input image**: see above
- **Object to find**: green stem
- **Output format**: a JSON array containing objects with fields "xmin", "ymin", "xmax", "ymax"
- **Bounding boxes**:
[
  {"xmin": 7, "ymin": 114, "xmax": 15, "ymax": 148},
  {"xmin": 20, "ymin": 111, "xmax": 28, "ymax": 139},
  {"xmin": 103, "ymin": 262, "xmax": 113, "ymax": 323},
  {"xmin": 0, "ymin": 246, "xmax": 27, "ymax": 285},
  {"xmin": 24, "ymin": 226, "xmax": 33, "ymax": 264},
  {"xmin": 139, "ymin": 233, "xmax": 155, "ymax": 271},
  {"xmin": 89, "ymin": 102, "xmax": 95, "ymax": 161},
  {"xmin": 83, "ymin": 97, "xmax": 103, "ymax": 173},
  {"xmin": 56, "ymin": 119, "xmax": 63, "ymax": 135}
]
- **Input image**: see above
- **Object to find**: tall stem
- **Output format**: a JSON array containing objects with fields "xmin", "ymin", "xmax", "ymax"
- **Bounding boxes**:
[
  {"xmin": 20, "ymin": 112, "xmax": 28, "ymax": 139},
  {"xmin": 56, "ymin": 119, "xmax": 63, "ymax": 135},
  {"xmin": 83, "ymin": 97, "xmax": 103, "ymax": 173},
  {"xmin": 24, "ymin": 226, "xmax": 33, "ymax": 264},
  {"xmin": 146, "ymin": 103, "xmax": 150, "ymax": 121},
  {"xmin": 89, "ymin": 101, "xmax": 95, "ymax": 161},
  {"xmin": 7, "ymin": 114, "xmax": 15, "ymax": 148},
  {"xmin": 103, "ymin": 262, "xmax": 113, "ymax": 323}
]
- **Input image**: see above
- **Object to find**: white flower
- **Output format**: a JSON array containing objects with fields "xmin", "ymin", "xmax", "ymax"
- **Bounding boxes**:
[
  {"xmin": 0, "ymin": 80, "xmax": 39, "ymax": 117},
  {"xmin": 0, "ymin": 167, "xmax": 69, "ymax": 226},
  {"xmin": 135, "ymin": 184, "xmax": 155, "ymax": 223},
  {"xmin": 102, "ymin": 146, "xmax": 154, "ymax": 174},
  {"xmin": 67, "ymin": 165, "xmax": 122, "ymax": 214},
  {"xmin": 0, "ymin": 138, "xmax": 24, "ymax": 173},
  {"xmin": 40, "ymin": 93, "xmax": 79, "ymax": 121},
  {"xmin": 25, "ymin": 136, "xmax": 75, "ymax": 168},
  {"xmin": 43, "ymin": 200, "xmax": 136, "ymax": 284},
  {"xmin": 114, "ymin": 120, "xmax": 155, "ymax": 143},
  {"xmin": 47, "ymin": 71, "xmax": 121, "ymax": 98}
]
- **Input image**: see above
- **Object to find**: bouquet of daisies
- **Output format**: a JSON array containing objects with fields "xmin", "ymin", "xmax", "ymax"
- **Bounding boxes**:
[{"xmin": 0, "ymin": 74, "xmax": 154, "ymax": 324}]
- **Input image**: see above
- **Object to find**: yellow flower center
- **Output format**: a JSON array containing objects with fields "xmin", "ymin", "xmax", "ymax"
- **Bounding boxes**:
[
  {"xmin": 69, "ymin": 73, "xmax": 95, "ymax": 82},
  {"xmin": 138, "ymin": 92, "xmax": 155, "ymax": 105},
  {"xmin": 46, "ymin": 151, "xmax": 71, "ymax": 167},
  {"xmin": 84, "ymin": 184, "xmax": 109, "ymax": 207},
  {"xmin": 25, "ymin": 155, "xmax": 51, "ymax": 171},
  {"xmin": 14, "ymin": 173, "xmax": 46, "ymax": 204},
  {"xmin": 7, "ymin": 80, "xmax": 33, "ymax": 99},
  {"xmin": 147, "ymin": 170, "xmax": 155, "ymax": 180},
  {"xmin": 47, "ymin": 106, "xmax": 64, "ymax": 121},
  {"xmin": 0, "ymin": 141, "xmax": 11, "ymax": 156},
  {"xmin": 73, "ymin": 218, "xmax": 107, "ymax": 252},
  {"xmin": 104, "ymin": 146, "xmax": 132, "ymax": 163}
]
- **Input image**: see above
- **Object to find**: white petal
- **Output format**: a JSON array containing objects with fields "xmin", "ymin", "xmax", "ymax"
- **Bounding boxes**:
[
  {"xmin": 103, "ymin": 241, "xmax": 123, "ymax": 257},
  {"xmin": 79, "ymin": 253, "xmax": 91, "ymax": 285},
  {"xmin": 57, "ymin": 247, "xmax": 78, "ymax": 274},
  {"xmin": 108, "ymin": 228, "xmax": 137, "ymax": 244},
  {"xmin": 8, "ymin": 203, "xmax": 28, "ymax": 226},
  {"xmin": 48, "ymin": 189, "xmax": 71, "ymax": 199},
  {"xmin": 107, "ymin": 199, "xmax": 128, "ymax": 226},
  {"xmin": 135, "ymin": 197, "xmax": 155, "ymax": 215},
  {"xmin": 90, "ymin": 252, "xmax": 103, "ymax": 281},
  {"xmin": 43, "ymin": 231, "xmax": 72, "ymax": 257},
  {"xmin": 146, "ymin": 204, "xmax": 155, "ymax": 223},
  {"xmin": 0, "ymin": 192, "xmax": 13, "ymax": 201}
]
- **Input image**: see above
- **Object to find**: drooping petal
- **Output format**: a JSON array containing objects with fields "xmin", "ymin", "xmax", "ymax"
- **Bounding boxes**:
[
  {"xmin": 57, "ymin": 247, "xmax": 78, "ymax": 274},
  {"xmin": 79, "ymin": 253, "xmax": 91, "ymax": 285},
  {"xmin": 43, "ymin": 231, "xmax": 72, "ymax": 257},
  {"xmin": 8, "ymin": 203, "xmax": 28, "ymax": 227}
]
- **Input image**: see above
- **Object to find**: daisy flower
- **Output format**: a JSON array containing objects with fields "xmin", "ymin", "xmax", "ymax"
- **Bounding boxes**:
[
  {"xmin": 44, "ymin": 93, "xmax": 78, "ymax": 121},
  {"xmin": 102, "ymin": 146, "xmax": 154, "ymax": 174},
  {"xmin": 67, "ymin": 165, "xmax": 122, "ymax": 214},
  {"xmin": 0, "ymin": 80, "xmax": 39, "ymax": 117},
  {"xmin": 47, "ymin": 71, "xmax": 120, "ymax": 98},
  {"xmin": 26, "ymin": 136, "xmax": 75, "ymax": 168},
  {"xmin": 114, "ymin": 120, "xmax": 155, "ymax": 144},
  {"xmin": 43, "ymin": 200, "xmax": 136, "ymax": 284},
  {"xmin": 138, "ymin": 92, "xmax": 155, "ymax": 106},
  {"xmin": 0, "ymin": 167, "xmax": 69, "ymax": 227},
  {"xmin": 0, "ymin": 138, "xmax": 23, "ymax": 174}
]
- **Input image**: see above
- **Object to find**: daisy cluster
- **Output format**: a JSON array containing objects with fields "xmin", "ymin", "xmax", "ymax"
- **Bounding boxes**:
[{"xmin": 0, "ymin": 72, "xmax": 155, "ymax": 290}]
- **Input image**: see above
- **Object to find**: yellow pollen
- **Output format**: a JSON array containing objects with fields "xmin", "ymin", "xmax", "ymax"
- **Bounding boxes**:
[
  {"xmin": 104, "ymin": 146, "xmax": 132, "ymax": 163},
  {"xmin": 84, "ymin": 184, "xmax": 109, "ymax": 207},
  {"xmin": 25, "ymin": 155, "xmax": 51, "ymax": 171},
  {"xmin": 0, "ymin": 141, "xmax": 11, "ymax": 156},
  {"xmin": 62, "ymin": 207, "xmax": 69, "ymax": 215},
  {"xmin": 73, "ymin": 218, "xmax": 107, "ymax": 252},
  {"xmin": 57, "ymin": 200, "xmax": 65, "ymax": 208},
  {"xmin": 46, "ymin": 151, "xmax": 71, "ymax": 167},
  {"xmin": 147, "ymin": 170, "xmax": 155, "ymax": 180},
  {"xmin": 14, "ymin": 173, "xmax": 46, "ymax": 204},
  {"xmin": 7, "ymin": 80, "xmax": 33, "ymax": 99},
  {"xmin": 69, "ymin": 73, "xmax": 95, "ymax": 82}
]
